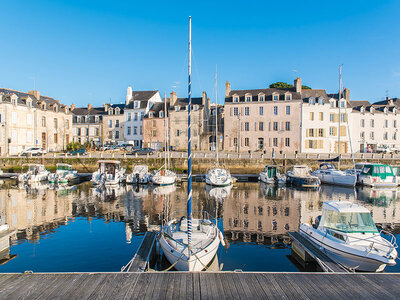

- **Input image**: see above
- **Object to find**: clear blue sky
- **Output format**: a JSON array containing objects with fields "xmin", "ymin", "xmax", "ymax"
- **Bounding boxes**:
[{"xmin": 1, "ymin": 0, "xmax": 399, "ymax": 106}]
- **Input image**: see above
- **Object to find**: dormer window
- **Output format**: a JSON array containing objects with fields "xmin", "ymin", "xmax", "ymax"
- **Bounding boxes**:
[
  {"xmin": 160, "ymin": 111, "xmax": 164, "ymax": 118},
  {"xmin": 175, "ymin": 106, "xmax": 180, "ymax": 112},
  {"xmin": 53, "ymin": 105, "xmax": 58, "ymax": 112},
  {"xmin": 233, "ymin": 95, "xmax": 239, "ymax": 103},
  {"xmin": 27, "ymin": 98, "xmax": 32, "ymax": 109},
  {"xmin": 360, "ymin": 107, "xmax": 365, "ymax": 114},
  {"xmin": 330, "ymin": 100, "xmax": 335, "ymax": 108},
  {"xmin": 371, "ymin": 107, "xmax": 375, "ymax": 114},
  {"xmin": 149, "ymin": 112, "xmax": 153, "ymax": 118},
  {"xmin": 384, "ymin": 107, "xmax": 388, "ymax": 115},
  {"xmin": 340, "ymin": 101, "xmax": 345, "ymax": 108},
  {"xmin": 394, "ymin": 108, "xmax": 397, "ymax": 115},
  {"xmin": 285, "ymin": 93, "xmax": 292, "ymax": 100},
  {"xmin": 245, "ymin": 93, "xmax": 252, "ymax": 102},
  {"xmin": 11, "ymin": 95, "xmax": 17, "ymax": 106},
  {"xmin": 134, "ymin": 101, "xmax": 139, "ymax": 109},
  {"xmin": 258, "ymin": 94, "xmax": 265, "ymax": 102},
  {"xmin": 272, "ymin": 93, "xmax": 279, "ymax": 101},
  {"xmin": 108, "ymin": 108, "xmax": 113, "ymax": 115},
  {"xmin": 193, "ymin": 105, "xmax": 199, "ymax": 111},
  {"xmin": 318, "ymin": 97, "xmax": 324, "ymax": 105},
  {"xmin": 309, "ymin": 97, "xmax": 315, "ymax": 105},
  {"xmin": 115, "ymin": 108, "xmax": 120, "ymax": 115}
]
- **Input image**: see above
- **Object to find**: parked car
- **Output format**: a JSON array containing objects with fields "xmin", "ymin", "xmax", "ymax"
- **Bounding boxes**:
[
  {"xmin": 68, "ymin": 149, "xmax": 88, "ymax": 156},
  {"xmin": 20, "ymin": 147, "xmax": 47, "ymax": 156},
  {"xmin": 130, "ymin": 148, "xmax": 155, "ymax": 155}
]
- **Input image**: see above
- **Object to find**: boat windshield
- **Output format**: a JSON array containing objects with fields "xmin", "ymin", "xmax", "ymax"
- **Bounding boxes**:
[
  {"xmin": 323, "ymin": 210, "xmax": 378, "ymax": 233},
  {"xmin": 362, "ymin": 165, "xmax": 393, "ymax": 178},
  {"xmin": 58, "ymin": 165, "xmax": 71, "ymax": 171}
]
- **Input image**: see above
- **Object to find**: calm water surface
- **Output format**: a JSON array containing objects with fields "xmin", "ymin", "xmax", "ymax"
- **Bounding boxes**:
[{"xmin": 0, "ymin": 180, "xmax": 399, "ymax": 272}]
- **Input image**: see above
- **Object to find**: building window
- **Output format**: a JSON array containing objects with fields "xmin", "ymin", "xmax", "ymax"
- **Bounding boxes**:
[
  {"xmin": 370, "ymin": 132, "xmax": 374, "ymax": 140},
  {"xmin": 259, "ymin": 106, "xmax": 264, "ymax": 115},
  {"xmin": 259, "ymin": 122, "xmax": 264, "ymax": 131},
  {"xmin": 273, "ymin": 138, "xmax": 278, "ymax": 147},
  {"xmin": 319, "ymin": 112, "xmax": 323, "ymax": 121},
  {"xmin": 134, "ymin": 101, "xmax": 139, "ymax": 108},
  {"xmin": 152, "ymin": 130, "xmax": 157, "ymax": 137},
  {"xmin": 318, "ymin": 129, "xmax": 324, "ymax": 137},
  {"xmin": 384, "ymin": 120, "xmax": 388, "ymax": 128},
  {"xmin": 54, "ymin": 118, "xmax": 58, "ymax": 129},
  {"xmin": 384, "ymin": 132, "xmax": 388, "ymax": 140},
  {"xmin": 77, "ymin": 128, "xmax": 81, "ymax": 136},
  {"xmin": 234, "ymin": 107, "xmax": 238, "ymax": 116},
  {"xmin": 95, "ymin": 128, "xmax": 99, "ymax": 136},
  {"xmin": 108, "ymin": 120, "xmax": 112, "ymax": 128},
  {"xmin": 329, "ymin": 127, "xmax": 335, "ymax": 136},
  {"xmin": 233, "ymin": 137, "xmax": 238, "ymax": 147},
  {"xmin": 141, "ymin": 112, "xmax": 144, "ymax": 120},
  {"xmin": 133, "ymin": 126, "xmax": 137, "ymax": 135},
  {"xmin": 245, "ymin": 107, "xmax": 249, "ymax": 116},
  {"xmin": 394, "ymin": 120, "xmax": 397, "ymax": 128},
  {"xmin": 285, "ymin": 138, "xmax": 290, "ymax": 147},
  {"xmin": 330, "ymin": 101, "xmax": 335, "ymax": 108},
  {"xmin": 285, "ymin": 122, "xmax": 290, "ymax": 131},
  {"xmin": 140, "ymin": 126, "xmax": 143, "ymax": 135},
  {"xmin": 86, "ymin": 128, "xmax": 89, "ymax": 136},
  {"xmin": 330, "ymin": 113, "xmax": 334, "ymax": 122},
  {"xmin": 273, "ymin": 122, "xmax": 278, "ymax": 131},
  {"xmin": 176, "ymin": 130, "xmax": 180, "ymax": 137},
  {"xmin": 245, "ymin": 138, "xmax": 249, "ymax": 146},
  {"xmin": 285, "ymin": 94, "xmax": 291, "ymax": 100},
  {"xmin": 160, "ymin": 111, "xmax": 164, "ymax": 118},
  {"xmin": 258, "ymin": 138, "xmax": 264, "ymax": 150},
  {"xmin": 394, "ymin": 132, "xmax": 397, "ymax": 140},
  {"xmin": 234, "ymin": 96, "xmax": 239, "ymax": 103},
  {"xmin": 361, "ymin": 119, "xmax": 365, "ymax": 127},
  {"xmin": 340, "ymin": 113, "xmax": 346, "ymax": 122},
  {"xmin": 65, "ymin": 120, "xmax": 70, "ymax": 129},
  {"xmin": 360, "ymin": 132, "xmax": 365, "ymax": 138},
  {"xmin": 309, "ymin": 112, "xmax": 314, "ymax": 121},
  {"xmin": 54, "ymin": 133, "xmax": 58, "ymax": 143},
  {"xmin": 42, "ymin": 117, "xmax": 46, "ymax": 127},
  {"xmin": 116, "ymin": 120, "xmax": 120, "ymax": 127},
  {"xmin": 134, "ymin": 113, "xmax": 138, "ymax": 121},
  {"xmin": 273, "ymin": 95, "xmax": 278, "ymax": 101},
  {"xmin": 244, "ymin": 122, "xmax": 249, "ymax": 131},
  {"xmin": 115, "ymin": 131, "xmax": 120, "ymax": 139},
  {"xmin": 286, "ymin": 106, "xmax": 290, "ymax": 115},
  {"xmin": 273, "ymin": 106, "xmax": 278, "ymax": 115},
  {"xmin": 259, "ymin": 95, "xmax": 264, "ymax": 102},
  {"xmin": 340, "ymin": 101, "xmax": 345, "ymax": 108},
  {"xmin": 127, "ymin": 127, "xmax": 131, "ymax": 135},
  {"xmin": 370, "ymin": 119, "xmax": 374, "ymax": 127},
  {"xmin": 127, "ymin": 113, "xmax": 131, "ymax": 121},
  {"xmin": 246, "ymin": 96, "xmax": 251, "ymax": 102}
]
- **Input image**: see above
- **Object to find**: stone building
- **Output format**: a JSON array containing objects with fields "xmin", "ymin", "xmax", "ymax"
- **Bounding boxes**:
[
  {"xmin": 124, "ymin": 87, "xmax": 162, "ymax": 148},
  {"xmin": 168, "ymin": 91, "xmax": 210, "ymax": 151},
  {"xmin": 103, "ymin": 103, "xmax": 125, "ymax": 144},
  {"xmin": 71, "ymin": 104, "xmax": 105, "ymax": 146},
  {"xmin": 0, "ymin": 88, "xmax": 72, "ymax": 155},
  {"xmin": 142, "ymin": 101, "xmax": 167, "ymax": 150},
  {"xmin": 223, "ymin": 81, "xmax": 302, "ymax": 153}
]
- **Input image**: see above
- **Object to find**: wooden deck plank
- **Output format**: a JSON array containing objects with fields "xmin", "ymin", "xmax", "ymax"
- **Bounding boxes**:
[
  {"xmin": 302, "ymin": 273, "xmax": 346, "ymax": 300},
  {"xmin": 288, "ymin": 274, "xmax": 326, "ymax": 299},
  {"xmin": 230, "ymin": 272, "xmax": 253, "ymax": 300},
  {"xmin": 222, "ymin": 272, "xmax": 239, "ymax": 299},
  {"xmin": 0, "ymin": 274, "xmax": 40, "ymax": 298},
  {"xmin": 19, "ymin": 274, "xmax": 62, "ymax": 300},
  {"xmin": 111, "ymin": 273, "xmax": 140, "ymax": 299},
  {"xmin": 261, "ymin": 274, "xmax": 289, "ymax": 300},
  {"xmin": 185, "ymin": 271, "xmax": 194, "ymax": 300},
  {"xmin": 166, "ymin": 272, "xmax": 179, "ymax": 300},
  {"xmin": 87, "ymin": 273, "xmax": 115, "ymax": 300},
  {"xmin": 199, "ymin": 272, "xmax": 213, "ymax": 300},
  {"xmin": 127, "ymin": 232, "xmax": 157, "ymax": 272},
  {"xmin": 280, "ymin": 273, "xmax": 310, "ymax": 300},
  {"xmin": 192, "ymin": 272, "xmax": 201, "ymax": 300},
  {"xmin": 244, "ymin": 273, "xmax": 265, "ymax": 300},
  {"xmin": 361, "ymin": 274, "xmax": 400, "ymax": 298}
]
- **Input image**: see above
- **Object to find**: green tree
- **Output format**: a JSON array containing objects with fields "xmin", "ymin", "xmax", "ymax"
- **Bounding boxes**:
[{"xmin": 269, "ymin": 82, "xmax": 312, "ymax": 89}]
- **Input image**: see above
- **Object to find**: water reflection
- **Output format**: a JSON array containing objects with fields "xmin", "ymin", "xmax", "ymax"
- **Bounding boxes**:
[{"xmin": 0, "ymin": 180, "xmax": 399, "ymax": 272}]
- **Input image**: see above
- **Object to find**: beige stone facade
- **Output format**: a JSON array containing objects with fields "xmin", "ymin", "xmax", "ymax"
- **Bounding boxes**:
[
  {"xmin": 71, "ymin": 104, "xmax": 105, "ymax": 146},
  {"xmin": 0, "ymin": 89, "xmax": 72, "ymax": 155},
  {"xmin": 143, "ymin": 102, "xmax": 166, "ymax": 150},
  {"xmin": 223, "ymin": 82, "xmax": 302, "ymax": 153},
  {"xmin": 102, "ymin": 103, "xmax": 125, "ymax": 144}
]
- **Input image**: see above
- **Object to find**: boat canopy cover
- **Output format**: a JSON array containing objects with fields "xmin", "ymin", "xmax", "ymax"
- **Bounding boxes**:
[
  {"xmin": 292, "ymin": 165, "xmax": 310, "ymax": 176},
  {"xmin": 57, "ymin": 164, "xmax": 72, "ymax": 171},
  {"xmin": 361, "ymin": 164, "xmax": 393, "ymax": 179},
  {"xmin": 319, "ymin": 163, "xmax": 335, "ymax": 170},
  {"xmin": 322, "ymin": 201, "xmax": 370, "ymax": 213},
  {"xmin": 133, "ymin": 165, "xmax": 149, "ymax": 173}
]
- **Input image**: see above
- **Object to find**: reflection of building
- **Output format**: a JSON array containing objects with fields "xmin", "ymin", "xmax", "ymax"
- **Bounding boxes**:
[
  {"xmin": 0, "ymin": 186, "xmax": 73, "ymax": 242},
  {"xmin": 223, "ymin": 183, "xmax": 299, "ymax": 244}
]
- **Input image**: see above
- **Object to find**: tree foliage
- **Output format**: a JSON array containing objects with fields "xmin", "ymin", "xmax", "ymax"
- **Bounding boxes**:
[{"xmin": 269, "ymin": 82, "xmax": 312, "ymax": 90}]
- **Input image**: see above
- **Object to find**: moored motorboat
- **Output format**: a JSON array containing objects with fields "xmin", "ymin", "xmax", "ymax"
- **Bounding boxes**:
[
  {"xmin": 126, "ymin": 165, "xmax": 151, "ymax": 184},
  {"xmin": 286, "ymin": 165, "xmax": 320, "ymax": 188},
  {"xmin": 91, "ymin": 160, "xmax": 125, "ymax": 186},
  {"xmin": 48, "ymin": 163, "xmax": 79, "ymax": 184},
  {"xmin": 357, "ymin": 163, "xmax": 397, "ymax": 188},
  {"xmin": 259, "ymin": 165, "xmax": 286, "ymax": 185},
  {"xmin": 300, "ymin": 201, "xmax": 398, "ymax": 272},
  {"xmin": 152, "ymin": 168, "xmax": 176, "ymax": 186},
  {"xmin": 312, "ymin": 163, "xmax": 356, "ymax": 187},
  {"xmin": 18, "ymin": 164, "xmax": 50, "ymax": 183}
]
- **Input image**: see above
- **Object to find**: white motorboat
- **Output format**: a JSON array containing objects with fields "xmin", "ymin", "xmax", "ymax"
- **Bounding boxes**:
[
  {"xmin": 286, "ymin": 165, "xmax": 320, "ymax": 188},
  {"xmin": 91, "ymin": 160, "xmax": 125, "ymax": 186},
  {"xmin": 312, "ymin": 163, "xmax": 356, "ymax": 187},
  {"xmin": 160, "ymin": 17, "xmax": 224, "ymax": 271},
  {"xmin": 127, "ymin": 165, "xmax": 151, "ymax": 184},
  {"xmin": 259, "ymin": 165, "xmax": 286, "ymax": 184},
  {"xmin": 48, "ymin": 163, "xmax": 79, "ymax": 184},
  {"xmin": 357, "ymin": 163, "xmax": 397, "ymax": 188},
  {"xmin": 18, "ymin": 164, "xmax": 50, "ymax": 183},
  {"xmin": 205, "ymin": 167, "xmax": 233, "ymax": 187},
  {"xmin": 300, "ymin": 201, "xmax": 398, "ymax": 272},
  {"xmin": 152, "ymin": 168, "xmax": 176, "ymax": 186}
]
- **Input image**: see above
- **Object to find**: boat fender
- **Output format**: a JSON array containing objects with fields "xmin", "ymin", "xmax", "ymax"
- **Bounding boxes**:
[{"xmin": 218, "ymin": 231, "xmax": 226, "ymax": 247}]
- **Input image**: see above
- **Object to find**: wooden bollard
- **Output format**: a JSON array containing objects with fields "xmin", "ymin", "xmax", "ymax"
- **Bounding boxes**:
[
  {"xmin": 77, "ymin": 153, "xmax": 79, "ymax": 158},
  {"xmin": 124, "ymin": 153, "xmax": 126, "ymax": 158},
  {"xmin": 227, "ymin": 153, "xmax": 230, "ymax": 159},
  {"xmin": 112, "ymin": 152, "xmax": 115, "ymax": 158},
  {"xmin": 135, "ymin": 153, "xmax": 138, "ymax": 158},
  {"xmin": 101, "ymin": 152, "xmax": 104, "ymax": 158}
]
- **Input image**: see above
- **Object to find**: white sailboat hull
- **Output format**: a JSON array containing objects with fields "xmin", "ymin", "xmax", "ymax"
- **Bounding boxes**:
[
  {"xmin": 313, "ymin": 171, "xmax": 356, "ymax": 187},
  {"xmin": 205, "ymin": 168, "xmax": 233, "ymax": 187},
  {"xmin": 152, "ymin": 170, "xmax": 176, "ymax": 186}
]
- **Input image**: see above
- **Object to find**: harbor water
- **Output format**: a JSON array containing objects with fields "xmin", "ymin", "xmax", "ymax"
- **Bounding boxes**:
[{"xmin": 0, "ymin": 180, "xmax": 399, "ymax": 273}]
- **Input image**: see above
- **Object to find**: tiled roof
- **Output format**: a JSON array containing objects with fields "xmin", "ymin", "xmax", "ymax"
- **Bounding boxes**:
[
  {"xmin": 126, "ymin": 91, "xmax": 158, "ymax": 109},
  {"xmin": 144, "ymin": 102, "xmax": 168, "ymax": 118},
  {"xmin": 0, "ymin": 88, "xmax": 67, "ymax": 112}
]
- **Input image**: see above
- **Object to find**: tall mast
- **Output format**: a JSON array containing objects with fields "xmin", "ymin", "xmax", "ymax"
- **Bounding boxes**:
[
  {"xmin": 187, "ymin": 16, "xmax": 192, "ymax": 254},
  {"xmin": 338, "ymin": 65, "xmax": 342, "ymax": 170},
  {"xmin": 164, "ymin": 92, "xmax": 168, "ymax": 170},
  {"xmin": 215, "ymin": 66, "xmax": 219, "ymax": 166}
]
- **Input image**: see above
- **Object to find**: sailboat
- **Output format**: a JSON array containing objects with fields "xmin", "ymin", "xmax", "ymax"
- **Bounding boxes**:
[
  {"xmin": 312, "ymin": 66, "xmax": 356, "ymax": 187},
  {"xmin": 152, "ymin": 93, "xmax": 176, "ymax": 186},
  {"xmin": 159, "ymin": 17, "xmax": 224, "ymax": 271},
  {"xmin": 205, "ymin": 69, "xmax": 233, "ymax": 187}
]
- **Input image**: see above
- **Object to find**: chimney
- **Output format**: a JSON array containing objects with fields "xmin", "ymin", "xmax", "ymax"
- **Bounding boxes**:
[
  {"xmin": 104, "ymin": 103, "xmax": 109, "ymax": 112},
  {"xmin": 88, "ymin": 103, "xmax": 92, "ymax": 110},
  {"xmin": 202, "ymin": 91, "xmax": 207, "ymax": 106},
  {"xmin": 70, "ymin": 104, "xmax": 75, "ymax": 111},
  {"xmin": 126, "ymin": 86, "xmax": 133, "ymax": 105},
  {"xmin": 294, "ymin": 78, "xmax": 302, "ymax": 93},
  {"xmin": 343, "ymin": 88, "xmax": 350, "ymax": 102},
  {"xmin": 225, "ymin": 81, "xmax": 231, "ymax": 97},
  {"xmin": 28, "ymin": 90, "xmax": 40, "ymax": 100},
  {"xmin": 170, "ymin": 91, "xmax": 178, "ymax": 107}
]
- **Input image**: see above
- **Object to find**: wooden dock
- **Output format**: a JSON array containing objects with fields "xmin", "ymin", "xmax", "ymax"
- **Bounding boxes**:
[
  {"xmin": 288, "ymin": 231, "xmax": 349, "ymax": 273},
  {"xmin": 0, "ymin": 272, "xmax": 399, "ymax": 299},
  {"xmin": 122, "ymin": 231, "xmax": 157, "ymax": 272}
]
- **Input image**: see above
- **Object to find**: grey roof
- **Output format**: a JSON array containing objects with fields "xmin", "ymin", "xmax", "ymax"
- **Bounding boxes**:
[
  {"xmin": 373, "ymin": 98, "xmax": 400, "ymax": 106},
  {"xmin": 169, "ymin": 97, "xmax": 203, "ymax": 110},
  {"xmin": 225, "ymin": 88, "xmax": 302, "ymax": 103},
  {"xmin": 0, "ymin": 88, "xmax": 68, "ymax": 111},
  {"xmin": 144, "ymin": 102, "xmax": 169, "ymax": 118},
  {"xmin": 126, "ymin": 91, "xmax": 158, "ymax": 109},
  {"xmin": 72, "ymin": 107, "xmax": 106, "ymax": 116},
  {"xmin": 349, "ymin": 100, "xmax": 371, "ymax": 108}
]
